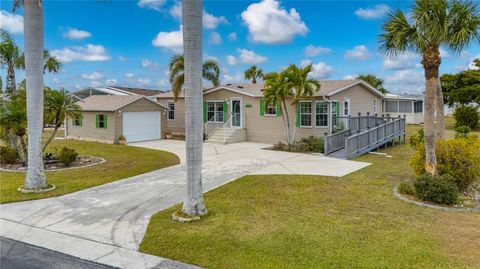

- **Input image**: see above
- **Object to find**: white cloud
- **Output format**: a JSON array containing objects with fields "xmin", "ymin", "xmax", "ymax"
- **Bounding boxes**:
[
  {"xmin": 238, "ymin": 48, "xmax": 268, "ymax": 64},
  {"xmin": 382, "ymin": 52, "xmax": 419, "ymax": 70},
  {"xmin": 223, "ymin": 72, "xmax": 244, "ymax": 83},
  {"xmin": 208, "ymin": 32, "xmax": 222, "ymax": 45},
  {"xmin": 228, "ymin": 32, "xmax": 238, "ymax": 41},
  {"xmin": 152, "ymin": 25, "xmax": 183, "ymax": 53},
  {"xmin": 137, "ymin": 0, "xmax": 166, "ymax": 11},
  {"xmin": 344, "ymin": 45, "xmax": 372, "ymax": 61},
  {"xmin": 355, "ymin": 4, "xmax": 391, "ymax": 19},
  {"xmin": 63, "ymin": 28, "xmax": 91, "ymax": 40},
  {"xmin": 439, "ymin": 48, "xmax": 450, "ymax": 58},
  {"xmin": 203, "ymin": 11, "xmax": 229, "ymax": 29},
  {"xmin": 156, "ymin": 79, "xmax": 169, "ymax": 87},
  {"xmin": 138, "ymin": 78, "xmax": 151, "ymax": 86},
  {"xmin": 81, "ymin": 72, "xmax": 103, "ymax": 80},
  {"xmin": 169, "ymin": 2, "xmax": 182, "ymax": 18},
  {"xmin": 305, "ymin": 45, "xmax": 331, "ymax": 57},
  {"xmin": 90, "ymin": 81, "xmax": 102, "ymax": 87},
  {"xmin": 0, "ymin": 10, "xmax": 23, "ymax": 34},
  {"xmin": 142, "ymin": 58, "xmax": 158, "ymax": 68},
  {"xmin": 205, "ymin": 54, "xmax": 218, "ymax": 61},
  {"xmin": 105, "ymin": 78, "xmax": 117, "ymax": 85},
  {"xmin": 118, "ymin": 55, "xmax": 127, "ymax": 61},
  {"xmin": 343, "ymin": 74, "xmax": 358, "ymax": 80},
  {"xmin": 226, "ymin": 55, "xmax": 238, "ymax": 65},
  {"xmin": 51, "ymin": 44, "xmax": 111, "ymax": 63},
  {"xmin": 241, "ymin": 0, "xmax": 308, "ymax": 44},
  {"xmin": 300, "ymin": 59, "xmax": 312, "ymax": 66},
  {"xmin": 303, "ymin": 61, "xmax": 334, "ymax": 79},
  {"xmin": 125, "ymin": 73, "xmax": 135, "ymax": 79},
  {"xmin": 384, "ymin": 69, "xmax": 424, "ymax": 93},
  {"xmin": 75, "ymin": 84, "xmax": 82, "ymax": 90}
]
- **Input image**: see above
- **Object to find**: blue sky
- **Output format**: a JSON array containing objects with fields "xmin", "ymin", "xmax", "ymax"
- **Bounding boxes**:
[{"xmin": 1, "ymin": 0, "xmax": 479, "ymax": 94}]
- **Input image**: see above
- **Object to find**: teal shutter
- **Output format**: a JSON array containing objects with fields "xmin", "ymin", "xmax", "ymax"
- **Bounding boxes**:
[
  {"xmin": 223, "ymin": 101, "xmax": 228, "ymax": 123},
  {"xmin": 276, "ymin": 101, "xmax": 282, "ymax": 117},
  {"xmin": 104, "ymin": 114, "xmax": 107, "ymax": 128},
  {"xmin": 79, "ymin": 115, "xmax": 83, "ymax": 127},
  {"xmin": 203, "ymin": 102, "xmax": 207, "ymax": 122},
  {"xmin": 296, "ymin": 103, "xmax": 300, "ymax": 127},
  {"xmin": 260, "ymin": 98, "xmax": 265, "ymax": 116},
  {"xmin": 96, "ymin": 114, "xmax": 99, "ymax": 128}
]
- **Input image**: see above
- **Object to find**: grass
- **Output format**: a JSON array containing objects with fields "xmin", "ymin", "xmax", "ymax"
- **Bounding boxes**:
[
  {"xmin": 140, "ymin": 125, "xmax": 480, "ymax": 269},
  {"xmin": 0, "ymin": 134, "xmax": 179, "ymax": 204},
  {"xmin": 445, "ymin": 116, "xmax": 480, "ymax": 135}
]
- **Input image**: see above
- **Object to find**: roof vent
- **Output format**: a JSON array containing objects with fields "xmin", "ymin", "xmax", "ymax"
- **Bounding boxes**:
[
  {"xmin": 226, "ymin": 83, "xmax": 232, "ymax": 86},
  {"xmin": 237, "ymin": 85, "xmax": 244, "ymax": 89}
]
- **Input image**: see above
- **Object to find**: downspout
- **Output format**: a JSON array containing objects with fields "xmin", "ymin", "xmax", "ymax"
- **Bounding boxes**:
[{"xmin": 322, "ymin": 95, "xmax": 333, "ymax": 135}]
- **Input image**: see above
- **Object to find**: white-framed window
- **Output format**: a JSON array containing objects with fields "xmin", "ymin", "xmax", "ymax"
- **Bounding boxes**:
[
  {"xmin": 300, "ymin": 101, "xmax": 312, "ymax": 127},
  {"xmin": 167, "ymin": 102, "xmax": 175, "ymax": 120},
  {"xmin": 207, "ymin": 101, "xmax": 224, "ymax": 123},
  {"xmin": 343, "ymin": 99, "xmax": 350, "ymax": 116},
  {"xmin": 373, "ymin": 99, "xmax": 377, "ymax": 114},
  {"xmin": 332, "ymin": 102, "xmax": 338, "ymax": 127},
  {"xmin": 265, "ymin": 102, "xmax": 277, "ymax": 116},
  {"xmin": 315, "ymin": 101, "xmax": 328, "ymax": 127}
]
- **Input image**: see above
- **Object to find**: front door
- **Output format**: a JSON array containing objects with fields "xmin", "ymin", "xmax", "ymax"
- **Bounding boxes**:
[{"xmin": 231, "ymin": 99, "xmax": 242, "ymax": 128}]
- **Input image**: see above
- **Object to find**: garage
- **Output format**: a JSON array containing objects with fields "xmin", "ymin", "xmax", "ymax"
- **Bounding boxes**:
[{"xmin": 123, "ymin": 111, "xmax": 161, "ymax": 142}]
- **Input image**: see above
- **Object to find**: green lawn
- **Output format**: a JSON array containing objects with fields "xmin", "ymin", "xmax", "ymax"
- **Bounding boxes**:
[
  {"xmin": 0, "ymin": 137, "xmax": 179, "ymax": 204},
  {"xmin": 140, "ymin": 125, "xmax": 480, "ymax": 269},
  {"xmin": 445, "ymin": 116, "xmax": 480, "ymax": 135}
]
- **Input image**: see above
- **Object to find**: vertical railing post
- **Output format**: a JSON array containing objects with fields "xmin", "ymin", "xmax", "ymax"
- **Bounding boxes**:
[
  {"xmin": 324, "ymin": 132, "xmax": 328, "ymax": 154},
  {"xmin": 357, "ymin": 112, "xmax": 361, "ymax": 132},
  {"xmin": 367, "ymin": 112, "xmax": 370, "ymax": 129},
  {"xmin": 344, "ymin": 135, "xmax": 349, "ymax": 158}
]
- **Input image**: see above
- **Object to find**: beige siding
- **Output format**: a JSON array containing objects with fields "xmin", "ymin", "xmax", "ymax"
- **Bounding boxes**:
[
  {"xmin": 157, "ymin": 98, "xmax": 185, "ymax": 134},
  {"xmin": 67, "ymin": 111, "xmax": 116, "ymax": 143},
  {"xmin": 330, "ymin": 84, "xmax": 382, "ymax": 116}
]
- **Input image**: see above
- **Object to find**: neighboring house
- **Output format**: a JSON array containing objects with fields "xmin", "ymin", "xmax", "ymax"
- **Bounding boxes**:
[
  {"xmin": 73, "ymin": 86, "xmax": 165, "ymax": 99},
  {"xmin": 384, "ymin": 93, "xmax": 424, "ymax": 124},
  {"xmin": 156, "ymin": 79, "xmax": 416, "ymax": 144},
  {"xmin": 66, "ymin": 95, "xmax": 168, "ymax": 144}
]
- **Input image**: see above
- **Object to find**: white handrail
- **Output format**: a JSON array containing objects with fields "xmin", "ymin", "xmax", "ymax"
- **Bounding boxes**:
[
  {"xmin": 222, "ymin": 116, "xmax": 233, "ymax": 142},
  {"xmin": 205, "ymin": 112, "xmax": 221, "ymax": 139}
]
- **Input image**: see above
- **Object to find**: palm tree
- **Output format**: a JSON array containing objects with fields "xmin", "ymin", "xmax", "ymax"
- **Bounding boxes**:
[
  {"xmin": 17, "ymin": 50, "xmax": 62, "ymax": 74},
  {"xmin": 263, "ymin": 71, "xmax": 290, "ymax": 143},
  {"xmin": 169, "ymin": 54, "xmax": 219, "ymax": 101},
  {"xmin": 43, "ymin": 89, "xmax": 81, "ymax": 151},
  {"xmin": 0, "ymin": 30, "xmax": 22, "ymax": 95},
  {"xmin": 181, "ymin": 0, "xmax": 207, "ymax": 217},
  {"xmin": 356, "ymin": 74, "xmax": 388, "ymax": 94},
  {"xmin": 22, "ymin": 0, "xmax": 48, "ymax": 190},
  {"xmin": 379, "ymin": 0, "xmax": 480, "ymax": 175},
  {"xmin": 0, "ymin": 91, "xmax": 27, "ymax": 163},
  {"xmin": 244, "ymin": 65, "xmax": 264, "ymax": 84}
]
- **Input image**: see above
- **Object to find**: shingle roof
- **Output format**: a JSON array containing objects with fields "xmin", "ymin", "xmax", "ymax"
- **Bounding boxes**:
[
  {"xmin": 108, "ymin": 86, "xmax": 165, "ymax": 96},
  {"xmin": 76, "ymin": 95, "xmax": 165, "ymax": 111},
  {"xmin": 154, "ymin": 79, "xmax": 379, "ymax": 99}
]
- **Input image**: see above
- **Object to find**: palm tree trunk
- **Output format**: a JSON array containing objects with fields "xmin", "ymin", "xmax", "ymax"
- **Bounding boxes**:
[
  {"xmin": 24, "ymin": 0, "xmax": 47, "ymax": 189},
  {"xmin": 18, "ymin": 134, "xmax": 28, "ymax": 165},
  {"xmin": 281, "ymin": 99, "xmax": 290, "ymax": 143},
  {"xmin": 43, "ymin": 126, "xmax": 58, "ymax": 152},
  {"xmin": 7, "ymin": 64, "xmax": 16, "ymax": 94},
  {"xmin": 435, "ymin": 78, "xmax": 445, "ymax": 139},
  {"xmin": 422, "ymin": 52, "xmax": 439, "ymax": 176},
  {"xmin": 181, "ymin": 0, "xmax": 207, "ymax": 216}
]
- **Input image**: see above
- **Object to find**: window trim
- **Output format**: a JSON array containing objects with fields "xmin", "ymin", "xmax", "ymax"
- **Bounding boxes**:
[
  {"xmin": 299, "ymin": 101, "xmax": 312, "ymax": 128},
  {"xmin": 96, "ymin": 114, "xmax": 107, "ymax": 129},
  {"xmin": 206, "ymin": 100, "xmax": 224, "ymax": 123},
  {"xmin": 264, "ymin": 101, "xmax": 277, "ymax": 117},
  {"xmin": 331, "ymin": 101, "xmax": 339, "ymax": 127},
  {"xmin": 167, "ymin": 101, "xmax": 175, "ymax": 121},
  {"xmin": 315, "ymin": 101, "xmax": 329, "ymax": 128},
  {"xmin": 343, "ymin": 98, "xmax": 350, "ymax": 116},
  {"xmin": 72, "ymin": 115, "xmax": 82, "ymax": 126},
  {"xmin": 373, "ymin": 99, "xmax": 377, "ymax": 114}
]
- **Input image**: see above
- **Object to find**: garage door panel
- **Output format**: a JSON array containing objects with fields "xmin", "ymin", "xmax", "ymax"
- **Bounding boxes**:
[{"xmin": 123, "ymin": 111, "xmax": 161, "ymax": 142}]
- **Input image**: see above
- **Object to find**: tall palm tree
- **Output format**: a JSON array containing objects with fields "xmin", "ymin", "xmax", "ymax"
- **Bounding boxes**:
[
  {"xmin": 379, "ymin": 0, "xmax": 480, "ymax": 175},
  {"xmin": 181, "ymin": 0, "xmax": 207, "ymax": 217},
  {"xmin": 0, "ymin": 30, "xmax": 22, "ymax": 95},
  {"xmin": 17, "ymin": 50, "xmax": 62, "ymax": 74},
  {"xmin": 43, "ymin": 89, "xmax": 81, "ymax": 151},
  {"xmin": 169, "ymin": 54, "xmax": 219, "ymax": 101},
  {"xmin": 244, "ymin": 65, "xmax": 264, "ymax": 84},
  {"xmin": 22, "ymin": 0, "xmax": 49, "ymax": 190},
  {"xmin": 263, "ymin": 71, "xmax": 290, "ymax": 143}
]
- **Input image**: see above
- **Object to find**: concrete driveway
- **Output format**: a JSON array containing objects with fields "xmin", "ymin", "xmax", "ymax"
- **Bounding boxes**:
[{"xmin": 0, "ymin": 140, "xmax": 369, "ymax": 269}]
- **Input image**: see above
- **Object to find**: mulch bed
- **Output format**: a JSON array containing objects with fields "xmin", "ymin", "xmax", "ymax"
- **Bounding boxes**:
[{"xmin": 0, "ymin": 155, "xmax": 105, "ymax": 172}]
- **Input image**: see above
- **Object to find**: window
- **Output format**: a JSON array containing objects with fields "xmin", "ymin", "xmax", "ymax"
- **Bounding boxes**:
[
  {"xmin": 300, "ymin": 101, "xmax": 312, "ymax": 127},
  {"xmin": 414, "ymin": 101, "xmax": 423, "ymax": 113},
  {"xmin": 167, "ymin": 102, "xmax": 175, "ymax": 120},
  {"xmin": 343, "ymin": 99, "xmax": 349, "ymax": 116},
  {"xmin": 73, "ymin": 116, "xmax": 82, "ymax": 126},
  {"xmin": 332, "ymin": 102, "xmax": 338, "ymax": 127},
  {"xmin": 96, "ymin": 114, "xmax": 107, "ymax": 129},
  {"xmin": 265, "ymin": 102, "xmax": 276, "ymax": 116},
  {"xmin": 385, "ymin": 101, "xmax": 398, "ymax": 113},
  {"xmin": 399, "ymin": 101, "xmax": 412, "ymax": 113},
  {"xmin": 207, "ymin": 101, "xmax": 224, "ymax": 123},
  {"xmin": 316, "ymin": 102, "xmax": 328, "ymax": 127},
  {"xmin": 373, "ymin": 99, "xmax": 377, "ymax": 113}
]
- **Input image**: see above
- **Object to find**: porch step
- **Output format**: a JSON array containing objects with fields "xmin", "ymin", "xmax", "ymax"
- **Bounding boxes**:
[{"xmin": 206, "ymin": 128, "xmax": 246, "ymax": 144}]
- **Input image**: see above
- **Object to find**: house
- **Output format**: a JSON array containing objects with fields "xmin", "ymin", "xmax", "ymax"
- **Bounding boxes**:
[
  {"xmin": 383, "ymin": 93, "xmax": 424, "ymax": 124},
  {"xmin": 66, "ymin": 95, "xmax": 168, "ymax": 144},
  {"xmin": 155, "ymin": 79, "xmax": 419, "ymax": 144},
  {"xmin": 72, "ymin": 86, "xmax": 165, "ymax": 99}
]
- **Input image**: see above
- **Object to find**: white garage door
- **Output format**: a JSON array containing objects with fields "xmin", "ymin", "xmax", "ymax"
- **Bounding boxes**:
[{"xmin": 122, "ymin": 111, "xmax": 161, "ymax": 142}]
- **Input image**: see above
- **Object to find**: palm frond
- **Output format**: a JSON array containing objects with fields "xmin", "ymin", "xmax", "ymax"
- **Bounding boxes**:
[
  {"xmin": 202, "ymin": 59, "xmax": 220, "ymax": 86},
  {"xmin": 379, "ymin": 9, "xmax": 418, "ymax": 56},
  {"xmin": 446, "ymin": 0, "xmax": 480, "ymax": 54},
  {"xmin": 172, "ymin": 75, "xmax": 184, "ymax": 101}
]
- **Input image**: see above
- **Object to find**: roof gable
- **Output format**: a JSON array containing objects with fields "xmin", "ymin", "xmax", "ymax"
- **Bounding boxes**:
[{"xmin": 76, "ymin": 95, "xmax": 166, "ymax": 111}]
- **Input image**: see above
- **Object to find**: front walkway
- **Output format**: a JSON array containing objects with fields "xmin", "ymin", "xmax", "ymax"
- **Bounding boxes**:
[{"xmin": 0, "ymin": 140, "xmax": 369, "ymax": 269}]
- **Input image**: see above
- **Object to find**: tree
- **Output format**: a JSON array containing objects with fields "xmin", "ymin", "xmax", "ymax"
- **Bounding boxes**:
[
  {"xmin": 440, "ymin": 58, "xmax": 480, "ymax": 106},
  {"xmin": 356, "ymin": 74, "xmax": 388, "ymax": 94},
  {"xmin": 43, "ymin": 89, "xmax": 81, "ymax": 151},
  {"xmin": 181, "ymin": 0, "xmax": 207, "ymax": 217},
  {"xmin": 23, "ymin": 0, "xmax": 49, "ymax": 190},
  {"xmin": 244, "ymin": 65, "xmax": 264, "ymax": 84},
  {"xmin": 169, "ymin": 54, "xmax": 219, "ymax": 101},
  {"xmin": 0, "ymin": 91, "xmax": 27, "ymax": 163},
  {"xmin": 379, "ymin": 0, "xmax": 480, "ymax": 175},
  {"xmin": 16, "ymin": 50, "xmax": 62, "ymax": 74},
  {"xmin": 0, "ymin": 30, "xmax": 22, "ymax": 95},
  {"xmin": 263, "ymin": 64, "xmax": 320, "ymax": 144}
]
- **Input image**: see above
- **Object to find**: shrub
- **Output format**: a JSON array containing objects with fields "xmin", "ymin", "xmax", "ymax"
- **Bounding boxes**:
[
  {"xmin": 0, "ymin": 146, "xmax": 18, "ymax": 164},
  {"xmin": 413, "ymin": 173, "xmax": 459, "ymax": 205},
  {"xmin": 273, "ymin": 136, "xmax": 324, "ymax": 153},
  {"xmin": 454, "ymin": 105, "xmax": 479, "ymax": 130},
  {"xmin": 56, "ymin": 147, "xmax": 78, "ymax": 167},
  {"xmin": 398, "ymin": 181, "xmax": 415, "ymax": 196},
  {"xmin": 300, "ymin": 136, "xmax": 324, "ymax": 153},
  {"xmin": 409, "ymin": 128, "xmax": 424, "ymax": 149},
  {"xmin": 454, "ymin": 125, "xmax": 471, "ymax": 139}
]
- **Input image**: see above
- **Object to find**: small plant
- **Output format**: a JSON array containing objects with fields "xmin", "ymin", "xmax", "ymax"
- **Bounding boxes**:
[
  {"xmin": 454, "ymin": 105, "xmax": 479, "ymax": 130},
  {"xmin": 0, "ymin": 146, "xmax": 19, "ymax": 165},
  {"xmin": 454, "ymin": 125, "xmax": 471, "ymax": 139},
  {"xmin": 56, "ymin": 147, "xmax": 78, "ymax": 167},
  {"xmin": 398, "ymin": 181, "xmax": 415, "ymax": 196},
  {"xmin": 413, "ymin": 173, "xmax": 458, "ymax": 205},
  {"xmin": 300, "ymin": 136, "xmax": 324, "ymax": 153},
  {"xmin": 409, "ymin": 128, "xmax": 424, "ymax": 149},
  {"xmin": 119, "ymin": 134, "xmax": 126, "ymax": 141}
]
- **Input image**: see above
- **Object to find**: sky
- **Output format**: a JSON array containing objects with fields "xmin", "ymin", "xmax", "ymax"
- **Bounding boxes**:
[{"xmin": 0, "ymin": 0, "xmax": 479, "ymax": 94}]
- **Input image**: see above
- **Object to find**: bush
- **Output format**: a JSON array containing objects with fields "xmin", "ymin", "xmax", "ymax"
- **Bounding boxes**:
[
  {"xmin": 409, "ymin": 128, "xmax": 424, "ymax": 149},
  {"xmin": 454, "ymin": 125, "xmax": 471, "ymax": 139},
  {"xmin": 300, "ymin": 136, "xmax": 324, "ymax": 153},
  {"xmin": 56, "ymin": 147, "xmax": 78, "ymax": 167},
  {"xmin": 0, "ymin": 146, "xmax": 18, "ymax": 164},
  {"xmin": 273, "ymin": 136, "xmax": 324, "ymax": 153},
  {"xmin": 398, "ymin": 181, "xmax": 415, "ymax": 196},
  {"xmin": 454, "ymin": 105, "xmax": 479, "ymax": 130},
  {"xmin": 413, "ymin": 173, "xmax": 459, "ymax": 205}
]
